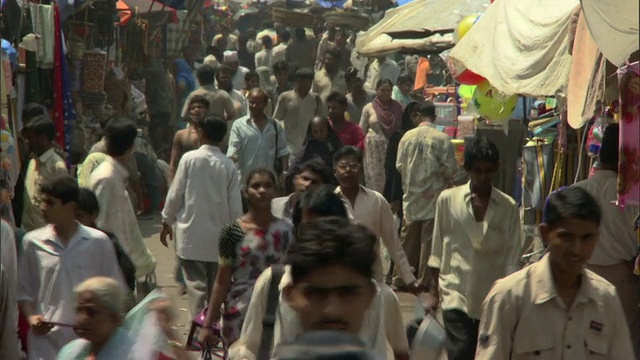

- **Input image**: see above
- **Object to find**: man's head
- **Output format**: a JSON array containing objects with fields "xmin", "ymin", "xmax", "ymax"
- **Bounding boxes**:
[
  {"xmin": 333, "ymin": 146, "xmax": 363, "ymax": 189},
  {"xmin": 463, "ymin": 136, "xmax": 499, "ymax": 194},
  {"xmin": 181, "ymin": 44, "xmax": 197, "ymax": 65},
  {"xmin": 73, "ymin": 277, "xmax": 124, "ymax": 346},
  {"xmin": 22, "ymin": 103, "xmax": 47, "ymax": 124},
  {"xmin": 22, "ymin": 115, "xmax": 56, "ymax": 156},
  {"xmin": 295, "ymin": 68, "xmax": 315, "ymax": 97},
  {"xmin": 247, "ymin": 88, "xmax": 269, "ymax": 117},
  {"xmin": 291, "ymin": 185, "xmax": 348, "ymax": 230},
  {"xmin": 294, "ymin": 28, "xmax": 307, "ymax": 41},
  {"xmin": 40, "ymin": 175, "xmax": 79, "ymax": 225},
  {"xmin": 223, "ymin": 51, "xmax": 240, "ymax": 74},
  {"xmin": 541, "ymin": 187, "xmax": 601, "ymax": 277},
  {"xmin": 598, "ymin": 123, "xmax": 619, "ymax": 170},
  {"xmin": 76, "ymin": 188, "xmax": 100, "ymax": 227},
  {"xmin": 417, "ymin": 100, "xmax": 436, "ymax": 122},
  {"xmin": 309, "ymin": 116, "xmax": 330, "ymax": 143},
  {"xmin": 196, "ymin": 115, "xmax": 227, "ymax": 145},
  {"xmin": 104, "ymin": 118, "xmax": 138, "ymax": 158},
  {"xmin": 323, "ymin": 49, "xmax": 341, "ymax": 73},
  {"xmin": 273, "ymin": 61, "xmax": 290, "ymax": 86},
  {"xmin": 292, "ymin": 158, "xmax": 333, "ymax": 196},
  {"xmin": 284, "ymin": 217, "xmax": 377, "ymax": 335},
  {"xmin": 244, "ymin": 70, "xmax": 260, "ymax": 90},
  {"xmin": 326, "ymin": 91, "xmax": 348, "ymax": 121},
  {"xmin": 216, "ymin": 65, "xmax": 234, "ymax": 91},
  {"xmin": 261, "ymin": 35, "xmax": 273, "ymax": 50},
  {"xmin": 334, "ymin": 28, "xmax": 347, "ymax": 47},
  {"xmin": 196, "ymin": 65, "xmax": 216, "ymax": 86},
  {"xmin": 397, "ymin": 75, "xmax": 413, "ymax": 95},
  {"xmin": 188, "ymin": 95, "xmax": 210, "ymax": 122},
  {"xmin": 278, "ymin": 30, "xmax": 291, "ymax": 44}
]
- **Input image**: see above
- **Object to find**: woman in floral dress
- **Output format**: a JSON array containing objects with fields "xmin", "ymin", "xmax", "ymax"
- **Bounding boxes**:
[
  {"xmin": 199, "ymin": 168, "xmax": 294, "ymax": 347},
  {"xmin": 360, "ymin": 79, "xmax": 404, "ymax": 193}
]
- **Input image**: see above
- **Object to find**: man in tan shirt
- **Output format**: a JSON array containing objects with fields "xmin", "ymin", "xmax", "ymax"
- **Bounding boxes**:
[
  {"xmin": 476, "ymin": 187, "xmax": 635, "ymax": 359},
  {"xmin": 21, "ymin": 116, "xmax": 68, "ymax": 231},
  {"xmin": 312, "ymin": 48, "xmax": 348, "ymax": 103},
  {"xmin": 180, "ymin": 64, "xmax": 236, "ymax": 122}
]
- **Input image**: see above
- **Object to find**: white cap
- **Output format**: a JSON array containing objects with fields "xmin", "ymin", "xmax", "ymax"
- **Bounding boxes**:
[{"xmin": 223, "ymin": 50, "xmax": 238, "ymax": 63}]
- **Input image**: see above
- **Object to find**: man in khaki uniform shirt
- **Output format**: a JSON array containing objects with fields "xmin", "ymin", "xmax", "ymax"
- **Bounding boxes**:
[
  {"xmin": 180, "ymin": 64, "xmax": 236, "ymax": 122},
  {"xmin": 476, "ymin": 187, "xmax": 635, "ymax": 360}
]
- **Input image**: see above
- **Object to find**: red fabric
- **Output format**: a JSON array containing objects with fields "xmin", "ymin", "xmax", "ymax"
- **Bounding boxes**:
[
  {"xmin": 52, "ymin": 5, "xmax": 64, "ymax": 148},
  {"xmin": 329, "ymin": 120, "xmax": 365, "ymax": 150}
]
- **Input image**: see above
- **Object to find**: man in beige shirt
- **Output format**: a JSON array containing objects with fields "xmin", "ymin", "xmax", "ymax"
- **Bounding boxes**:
[
  {"xmin": 476, "ymin": 186, "xmax": 635, "ymax": 360},
  {"xmin": 394, "ymin": 101, "xmax": 458, "ymax": 290},
  {"xmin": 428, "ymin": 136, "xmax": 522, "ymax": 360},
  {"xmin": 21, "ymin": 116, "xmax": 68, "ymax": 231},
  {"xmin": 312, "ymin": 48, "xmax": 348, "ymax": 103},
  {"xmin": 180, "ymin": 64, "xmax": 236, "ymax": 122}
]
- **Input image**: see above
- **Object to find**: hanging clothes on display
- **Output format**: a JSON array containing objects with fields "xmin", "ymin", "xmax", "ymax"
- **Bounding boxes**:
[
  {"xmin": 521, "ymin": 136, "xmax": 556, "ymax": 225},
  {"xmin": 29, "ymin": 3, "xmax": 55, "ymax": 69},
  {"xmin": 617, "ymin": 61, "xmax": 640, "ymax": 207}
]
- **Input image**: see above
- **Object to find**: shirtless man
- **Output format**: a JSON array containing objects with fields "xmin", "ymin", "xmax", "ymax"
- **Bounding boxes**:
[{"xmin": 168, "ymin": 95, "xmax": 209, "ymax": 182}]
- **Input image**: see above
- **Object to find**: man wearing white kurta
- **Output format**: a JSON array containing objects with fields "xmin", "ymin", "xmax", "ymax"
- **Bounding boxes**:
[
  {"xmin": 161, "ymin": 116, "xmax": 243, "ymax": 316},
  {"xmin": 18, "ymin": 175, "xmax": 126, "ymax": 360}
]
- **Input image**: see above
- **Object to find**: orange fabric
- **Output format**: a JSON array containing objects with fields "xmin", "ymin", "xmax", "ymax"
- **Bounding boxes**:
[{"xmin": 413, "ymin": 57, "xmax": 431, "ymax": 91}]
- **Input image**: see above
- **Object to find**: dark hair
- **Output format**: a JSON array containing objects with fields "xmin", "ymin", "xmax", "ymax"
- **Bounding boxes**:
[
  {"xmin": 273, "ymin": 60, "xmax": 289, "ymax": 74},
  {"xmin": 289, "ymin": 217, "xmax": 376, "ymax": 284},
  {"xmin": 397, "ymin": 74, "xmax": 413, "ymax": 85},
  {"xmin": 333, "ymin": 146, "xmax": 363, "ymax": 165},
  {"xmin": 77, "ymin": 188, "xmax": 100, "ymax": 215},
  {"xmin": 305, "ymin": 117, "xmax": 343, "ymax": 151},
  {"xmin": 401, "ymin": 101, "xmax": 420, "ymax": 132},
  {"xmin": 104, "ymin": 118, "xmax": 138, "ymax": 156},
  {"xmin": 294, "ymin": 28, "xmax": 306, "ymax": 41},
  {"xmin": 345, "ymin": 67, "xmax": 360, "ymax": 83},
  {"xmin": 326, "ymin": 91, "xmax": 348, "ymax": 106},
  {"xmin": 543, "ymin": 187, "xmax": 601, "ymax": 227},
  {"xmin": 244, "ymin": 168, "xmax": 276, "ymax": 190},
  {"xmin": 295, "ymin": 68, "xmax": 315, "ymax": 80},
  {"xmin": 297, "ymin": 158, "xmax": 334, "ymax": 185},
  {"xmin": 261, "ymin": 35, "xmax": 273, "ymax": 49},
  {"xmin": 196, "ymin": 115, "xmax": 227, "ymax": 143},
  {"xmin": 188, "ymin": 95, "xmax": 211, "ymax": 109},
  {"xmin": 599, "ymin": 123, "xmax": 619, "ymax": 166},
  {"xmin": 196, "ymin": 65, "xmax": 216, "ymax": 85},
  {"xmin": 40, "ymin": 174, "xmax": 79, "ymax": 205},
  {"xmin": 245, "ymin": 70, "xmax": 259, "ymax": 82},
  {"xmin": 279, "ymin": 30, "xmax": 291, "ymax": 42},
  {"xmin": 291, "ymin": 185, "xmax": 348, "ymax": 229},
  {"xmin": 325, "ymin": 48, "xmax": 341, "ymax": 60},
  {"xmin": 216, "ymin": 65, "xmax": 233, "ymax": 77},
  {"xmin": 375, "ymin": 79, "xmax": 393, "ymax": 90},
  {"xmin": 463, "ymin": 136, "xmax": 500, "ymax": 171},
  {"xmin": 23, "ymin": 115, "xmax": 56, "ymax": 141},
  {"xmin": 418, "ymin": 100, "xmax": 436, "ymax": 119},
  {"xmin": 181, "ymin": 44, "xmax": 196, "ymax": 55},
  {"xmin": 22, "ymin": 103, "xmax": 47, "ymax": 123}
]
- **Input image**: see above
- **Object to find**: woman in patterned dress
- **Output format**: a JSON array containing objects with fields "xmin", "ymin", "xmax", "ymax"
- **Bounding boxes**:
[
  {"xmin": 199, "ymin": 168, "xmax": 294, "ymax": 347},
  {"xmin": 359, "ymin": 79, "xmax": 404, "ymax": 193}
]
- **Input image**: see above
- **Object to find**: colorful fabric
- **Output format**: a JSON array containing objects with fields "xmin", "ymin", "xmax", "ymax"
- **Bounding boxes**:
[
  {"xmin": 218, "ymin": 219, "xmax": 293, "ymax": 344},
  {"xmin": 617, "ymin": 62, "xmax": 640, "ymax": 207},
  {"xmin": 522, "ymin": 138, "xmax": 556, "ymax": 225},
  {"xmin": 371, "ymin": 98, "xmax": 403, "ymax": 139}
]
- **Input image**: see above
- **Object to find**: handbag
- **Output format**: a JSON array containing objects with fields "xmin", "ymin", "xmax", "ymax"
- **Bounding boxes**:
[{"xmin": 186, "ymin": 307, "xmax": 226, "ymax": 359}]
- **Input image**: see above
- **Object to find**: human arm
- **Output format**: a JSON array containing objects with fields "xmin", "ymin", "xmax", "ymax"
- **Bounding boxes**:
[
  {"xmin": 168, "ymin": 131, "xmax": 183, "ymax": 183},
  {"xmin": 505, "ymin": 205, "xmax": 523, "ymax": 275},
  {"xmin": 228, "ymin": 165, "xmax": 243, "ymax": 220},
  {"xmin": 353, "ymin": 123, "xmax": 365, "ymax": 150},
  {"xmin": 160, "ymin": 157, "xmax": 189, "ymax": 247},
  {"xmin": 475, "ymin": 280, "xmax": 517, "ymax": 359},
  {"xmin": 226, "ymin": 122, "xmax": 241, "ymax": 163},
  {"xmin": 17, "ymin": 238, "xmax": 53, "ymax": 335},
  {"xmin": 380, "ymin": 286, "xmax": 410, "ymax": 359},
  {"xmin": 378, "ymin": 196, "xmax": 416, "ymax": 287},
  {"xmin": 224, "ymin": 94, "xmax": 238, "ymax": 121},
  {"xmin": 427, "ymin": 196, "xmax": 446, "ymax": 304},
  {"xmin": 438, "ymin": 139, "xmax": 458, "ymax": 186},
  {"xmin": 180, "ymin": 93, "xmax": 192, "ymax": 119},
  {"xmin": 272, "ymin": 93, "xmax": 286, "ymax": 122},
  {"xmin": 608, "ymin": 291, "xmax": 636, "ymax": 360},
  {"xmin": 199, "ymin": 264, "xmax": 233, "ymax": 345},
  {"xmin": 276, "ymin": 122, "xmax": 290, "ymax": 173},
  {"xmin": 359, "ymin": 106, "xmax": 370, "ymax": 149}
]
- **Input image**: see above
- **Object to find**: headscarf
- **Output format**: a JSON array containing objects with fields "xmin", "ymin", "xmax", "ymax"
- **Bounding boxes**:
[
  {"xmin": 372, "ymin": 96, "xmax": 403, "ymax": 139},
  {"xmin": 173, "ymin": 59, "xmax": 196, "ymax": 93}
]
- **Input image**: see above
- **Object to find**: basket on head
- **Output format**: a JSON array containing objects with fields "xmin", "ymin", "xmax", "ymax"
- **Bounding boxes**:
[{"xmin": 271, "ymin": 8, "xmax": 319, "ymax": 28}]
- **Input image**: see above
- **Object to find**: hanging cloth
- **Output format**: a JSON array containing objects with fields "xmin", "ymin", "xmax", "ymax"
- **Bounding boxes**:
[{"xmin": 617, "ymin": 62, "xmax": 640, "ymax": 207}]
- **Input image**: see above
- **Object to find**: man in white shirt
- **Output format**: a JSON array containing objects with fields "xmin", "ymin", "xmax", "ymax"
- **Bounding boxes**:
[
  {"xmin": 312, "ymin": 48, "xmax": 348, "ymax": 103},
  {"xmin": 273, "ymin": 68, "xmax": 323, "ymax": 161},
  {"xmin": 428, "ymin": 137, "xmax": 522, "ymax": 360},
  {"xmin": 89, "ymin": 118, "xmax": 157, "ymax": 281},
  {"xmin": 394, "ymin": 102, "xmax": 458, "ymax": 290},
  {"xmin": 363, "ymin": 56, "xmax": 400, "ymax": 92},
  {"xmin": 160, "ymin": 115, "xmax": 243, "ymax": 316},
  {"xmin": 271, "ymin": 30, "xmax": 289, "ymax": 64},
  {"xmin": 572, "ymin": 123, "xmax": 640, "ymax": 354},
  {"xmin": 223, "ymin": 50, "xmax": 250, "ymax": 91},
  {"xmin": 18, "ymin": 175, "xmax": 127, "ymax": 359},
  {"xmin": 217, "ymin": 65, "xmax": 248, "ymax": 120},
  {"xmin": 254, "ymin": 35, "xmax": 274, "ymax": 70}
]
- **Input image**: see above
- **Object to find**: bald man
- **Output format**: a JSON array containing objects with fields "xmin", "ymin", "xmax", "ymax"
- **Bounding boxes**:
[{"xmin": 227, "ymin": 88, "xmax": 290, "ymax": 186}]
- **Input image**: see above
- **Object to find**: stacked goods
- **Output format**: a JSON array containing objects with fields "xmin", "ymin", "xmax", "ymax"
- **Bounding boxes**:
[
  {"xmin": 324, "ymin": 11, "xmax": 369, "ymax": 31},
  {"xmin": 271, "ymin": 8, "xmax": 319, "ymax": 28},
  {"xmin": 80, "ymin": 51, "xmax": 107, "ymax": 106}
]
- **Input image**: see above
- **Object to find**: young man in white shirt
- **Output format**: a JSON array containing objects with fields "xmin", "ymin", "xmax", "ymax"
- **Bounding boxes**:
[
  {"xmin": 160, "ymin": 115, "xmax": 243, "ymax": 316},
  {"xmin": 18, "ymin": 175, "xmax": 127, "ymax": 359},
  {"xmin": 428, "ymin": 136, "xmax": 522, "ymax": 360},
  {"xmin": 89, "ymin": 118, "xmax": 157, "ymax": 283},
  {"xmin": 271, "ymin": 158, "xmax": 332, "ymax": 219}
]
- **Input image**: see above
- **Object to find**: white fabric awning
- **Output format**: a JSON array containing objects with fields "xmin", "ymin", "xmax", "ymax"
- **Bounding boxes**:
[{"xmin": 449, "ymin": 0, "xmax": 580, "ymax": 96}]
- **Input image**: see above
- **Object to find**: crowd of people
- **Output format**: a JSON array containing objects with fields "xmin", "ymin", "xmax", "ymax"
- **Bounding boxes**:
[{"xmin": 0, "ymin": 19, "xmax": 638, "ymax": 360}]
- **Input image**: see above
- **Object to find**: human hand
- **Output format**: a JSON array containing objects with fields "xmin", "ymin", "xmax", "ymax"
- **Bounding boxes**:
[
  {"xmin": 198, "ymin": 327, "xmax": 221, "ymax": 349},
  {"xmin": 160, "ymin": 222, "xmax": 173, "ymax": 247},
  {"xmin": 423, "ymin": 290, "xmax": 439, "ymax": 316},
  {"xmin": 29, "ymin": 315, "xmax": 54, "ymax": 336}
]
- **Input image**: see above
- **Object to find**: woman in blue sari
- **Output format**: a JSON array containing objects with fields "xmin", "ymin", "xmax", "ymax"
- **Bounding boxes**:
[{"xmin": 172, "ymin": 59, "xmax": 196, "ymax": 129}]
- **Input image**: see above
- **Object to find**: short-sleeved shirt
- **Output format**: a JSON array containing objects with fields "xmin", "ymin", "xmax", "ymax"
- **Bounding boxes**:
[{"xmin": 180, "ymin": 84, "xmax": 236, "ymax": 120}]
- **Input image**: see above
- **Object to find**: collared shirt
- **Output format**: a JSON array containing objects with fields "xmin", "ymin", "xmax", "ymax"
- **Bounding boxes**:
[
  {"xmin": 476, "ymin": 254, "xmax": 635, "ymax": 360},
  {"xmin": 272, "ymin": 43, "xmax": 288, "ymax": 64},
  {"xmin": 273, "ymin": 90, "xmax": 322, "ymax": 156},
  {"xmin": 396, "ymin": 124, "xmax": 458, "ymax": 222},
  {"xmin": 180, "ymin": 84, "xmax": 236, "ymax": 120},
  {"xmin": 162, "ymin": 145, "xmax": 243, "ymax": 262},
  {"xmin": 17, "ymin": 224, "xmax": 127, "ymax": 359},
  {"xmin": 255, "ymin": 49, "xmax": 273, "ymax": 70},
  {"xmin": 90, "ymin": 137, "xmax": 140, "ymax": 181},
  {"xmin": 22, "ymin": 148, "xmax": 68, "ymax": 231},
  {"xmin": 228, "ymin": 266, "xmax": 401, "ymax": 360},
  {"xmin": 232, "ymin": 66, "xmax": 250, "ymax": 90},
  {"xmin": 428, "ymin": 183, "xmax": 523, "ymax": 319},
  {"xmin": 271, "ymin": 194, "xmax": 295, "ymax": 220},
  {"xmin": 573, "ymin": 170, "xmax": 639, "ymax": 265},
  {"xmin": 89, "ymin": 156, "xmax": 156, "ymax": 277},
  {"xmin": 227, "ymin": 115, "xmax": 289, "ymax": 184},
  {"xmin": 312, "ymin": 68, "xmax": 348, "ymax": 103},
  {"xmin": 330, "ymin": 119, "xmax": 365, "ymax": 149},
  {"xmin": 335, "ymin": 186, "xmax": 416, "ymax": 285}
]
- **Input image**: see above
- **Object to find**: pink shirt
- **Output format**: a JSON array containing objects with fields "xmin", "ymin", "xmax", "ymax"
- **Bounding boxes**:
[{"xmin": 330, "ymin": 119, "xmax": 365, "ymax": 149}]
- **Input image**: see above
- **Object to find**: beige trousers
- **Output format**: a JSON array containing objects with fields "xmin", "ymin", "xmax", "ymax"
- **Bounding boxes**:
[{"xmin": 393, "ymin": 219, "xmax": 434, "ymax": 288}]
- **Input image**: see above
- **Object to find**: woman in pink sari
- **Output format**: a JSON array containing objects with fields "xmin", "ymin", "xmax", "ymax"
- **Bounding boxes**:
[{"xmin": 359, "ymin": 79, "xmax": 404, "ymax": 193}]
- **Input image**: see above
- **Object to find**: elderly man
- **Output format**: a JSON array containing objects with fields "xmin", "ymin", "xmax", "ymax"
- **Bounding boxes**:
[{"xmin": 223, "ymin": 50, "xmax": 249, "ymax": 91}]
